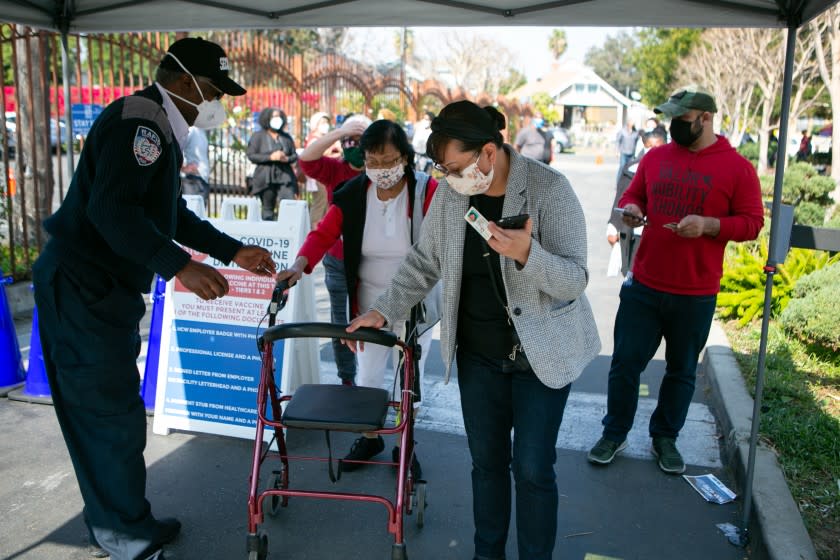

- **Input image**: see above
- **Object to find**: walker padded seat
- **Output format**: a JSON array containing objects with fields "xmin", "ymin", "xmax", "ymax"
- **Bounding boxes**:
[{"xmin": 281, "ymin": 384, "xmax": 390, "ymax": 432}]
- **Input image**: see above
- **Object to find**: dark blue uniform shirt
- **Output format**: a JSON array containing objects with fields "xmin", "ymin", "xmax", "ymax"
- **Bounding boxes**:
[{"xmin": 43, "ymin": 84, "xmax": 241, "ymax": 293}]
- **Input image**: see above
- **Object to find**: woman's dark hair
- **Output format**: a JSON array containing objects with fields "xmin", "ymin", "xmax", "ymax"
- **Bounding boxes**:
[
  {"xmin": 426, "ymin": 100, "xmax": 505, "ymax": 164},
  {"xmin": 360, "ymin": 119, "xmax": 416, "ymax": 174},
  {"xmin": 258, "ymin": 107, "xmax": 286, "ymax": 131}
]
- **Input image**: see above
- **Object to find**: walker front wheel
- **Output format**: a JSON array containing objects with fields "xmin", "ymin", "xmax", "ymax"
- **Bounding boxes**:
[{"xmin": 247, "ymin": 533, "xmax": 268, "ymax": 560}]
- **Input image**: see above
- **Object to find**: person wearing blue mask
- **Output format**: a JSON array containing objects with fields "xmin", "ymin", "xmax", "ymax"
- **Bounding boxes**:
[
  {"xmin": 514, "ymin": 113, "xmax": 551, "ymax": 164},
  {"xmin": 31, "ymin": 37, "xmax": 276, "ymax": 560}
]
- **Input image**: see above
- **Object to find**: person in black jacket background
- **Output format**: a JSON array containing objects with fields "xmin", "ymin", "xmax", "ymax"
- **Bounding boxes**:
[
  {"xmin": 247, "ymin": 107, "xmax": 300, "ymax": 220},
  {"xmin": 31, "ymin": 37, "xmax": 275, "ymax": 560}
]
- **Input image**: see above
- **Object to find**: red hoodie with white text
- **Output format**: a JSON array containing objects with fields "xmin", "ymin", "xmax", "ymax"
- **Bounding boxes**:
[{"xmin": 619, "ymin": 135, "xmax": 764, "ymax": 295}]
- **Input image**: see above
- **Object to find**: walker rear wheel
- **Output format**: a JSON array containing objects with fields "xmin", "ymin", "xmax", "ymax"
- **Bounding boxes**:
[
  {"xmin": 415, "ymin": 482, "xmax": 427, "ymax": 528},
  {"xmin": 268, "ymin": 470, "xmax": 285, "ymax": 517}
]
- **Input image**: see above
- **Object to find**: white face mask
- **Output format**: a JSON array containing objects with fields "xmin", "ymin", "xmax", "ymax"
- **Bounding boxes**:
[
  {"xmin": 445, "ymin": 153, "xmax": 494, "ymax": 196},
  {"xmin": 269, "ymin": 117, "xmax": 284, "ymax": 130},
  {"xmin": 162, "ymin": 53, "xmax": 226, "ymax": 129},
  {"xmin": 367, "ymin": 163, "xmax": 405, "ymax": 190},
  {"xmin": 317, "ymin": 122, "xmax": 330, "ymax": 134}
]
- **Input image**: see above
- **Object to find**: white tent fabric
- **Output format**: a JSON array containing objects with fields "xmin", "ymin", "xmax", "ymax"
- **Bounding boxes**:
[{"xmin": 0, "ymin": 0, "xmax": 837, "ymax": 33}]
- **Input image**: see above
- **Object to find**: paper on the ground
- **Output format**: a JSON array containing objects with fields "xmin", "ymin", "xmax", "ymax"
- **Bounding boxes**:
[{"xmin": 684, "ymin": 474, "xmax": 737, "ymax": 504}]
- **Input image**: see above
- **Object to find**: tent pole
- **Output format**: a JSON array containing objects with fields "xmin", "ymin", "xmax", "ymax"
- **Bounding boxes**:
[
  {"xmin": 60, "ymin": 31, "xmax": 74, "ymax": 183},
  {"xmin": 731, "ymin": 19, "xmax": 798, "ymax": 549}
]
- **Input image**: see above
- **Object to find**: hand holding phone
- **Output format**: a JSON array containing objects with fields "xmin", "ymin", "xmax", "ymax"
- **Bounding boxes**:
[
  {"xmin": 613, "ymin": 206, "xmax": 646, "ymax": 226},
  {"xmin": 496, "ymin": 213, "xmax": 530, "ymax": 230}
]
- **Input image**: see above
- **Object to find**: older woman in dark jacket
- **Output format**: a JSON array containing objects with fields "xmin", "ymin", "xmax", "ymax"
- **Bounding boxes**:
[{"xmin": 247, "ymin": 107, "xmax": 299, "ymax": 220}]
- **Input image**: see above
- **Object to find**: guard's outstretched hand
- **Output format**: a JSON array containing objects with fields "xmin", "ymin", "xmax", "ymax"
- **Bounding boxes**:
[
  {"xmin": 234, "ymin": 245, "xmax": 276, "ymax": 276},
  {"xmin": 176, "ymin": 260, "xmax": 229, "ymax": 300}
]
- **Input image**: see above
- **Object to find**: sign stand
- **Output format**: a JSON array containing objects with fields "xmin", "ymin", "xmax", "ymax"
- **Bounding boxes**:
[{"xmin": 152, "ymin": 199, "xmax": 318, "ymax": 442}]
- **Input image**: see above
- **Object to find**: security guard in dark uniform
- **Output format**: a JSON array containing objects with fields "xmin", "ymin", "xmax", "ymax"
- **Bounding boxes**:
[{"xmin": 31, "ymin": 38, "xmax": 276, "ymax": 560}]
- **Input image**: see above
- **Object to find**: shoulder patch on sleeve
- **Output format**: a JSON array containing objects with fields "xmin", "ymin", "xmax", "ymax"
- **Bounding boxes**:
[
  {"xmin": 134, "ymin": 126, "xmax": 162, "ymax": 166},
  {"xmin": 121, "ymin": 96, "xmax": 173, "ymax": 144}
]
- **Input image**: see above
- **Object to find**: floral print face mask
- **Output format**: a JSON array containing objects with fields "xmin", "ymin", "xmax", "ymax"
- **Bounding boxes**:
[
  {"xmin": 445, "ymin": 153, "xmax": 494, "ymax": 196},
  {"xmin": 366, "ymin": 163, "xmax": 405, "ymax": 190}
]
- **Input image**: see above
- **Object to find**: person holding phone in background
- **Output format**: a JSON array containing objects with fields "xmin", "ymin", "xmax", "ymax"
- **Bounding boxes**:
[
  {"xmin": 588, "ymin": 85, "xmax": 764, "ymax": 475},
  {"xmin": 347, "ymin": 100, "xmax": 600, "ymax": 560}
]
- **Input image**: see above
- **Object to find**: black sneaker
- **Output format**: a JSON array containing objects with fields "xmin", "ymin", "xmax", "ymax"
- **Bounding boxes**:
[
  {"xmin": 587, "ymin": 437, "xmax": 627, "ymax": 465},
  {"xmin": 651, "ymin": 436, "xmax": 686, "ymax": 474},
  {"xmin": 341, "ymin": 436, "xmax": 384, "ymax": 471},
  {"xmin": 392, "ymin": 446, "xmax": 423, "ymax": 480}
]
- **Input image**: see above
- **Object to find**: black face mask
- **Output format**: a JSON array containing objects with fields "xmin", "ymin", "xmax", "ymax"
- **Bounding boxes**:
[{"xmin": 669, "ymin": 116, "xmax": 703, "ymax": 147}]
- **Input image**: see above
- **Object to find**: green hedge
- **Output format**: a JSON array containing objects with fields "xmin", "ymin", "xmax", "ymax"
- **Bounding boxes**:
[
  {"xmin": 717, "ymin": 233, "xmax": 839, "ymax": 325},
  {"xmin": 779, "ymin": 263, "xmax": 840, "ymax": 352}
]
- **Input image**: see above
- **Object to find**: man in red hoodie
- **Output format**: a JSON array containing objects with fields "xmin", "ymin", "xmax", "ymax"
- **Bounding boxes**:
[{"xmin": 588, "ymin": 85, "xmax": 765, "ymax": 474}]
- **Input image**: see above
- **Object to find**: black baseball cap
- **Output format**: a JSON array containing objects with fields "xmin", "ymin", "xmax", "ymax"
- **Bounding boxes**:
[{"xmin": 160, "ymin": 37, "xmax": 246, "ymax": 96}]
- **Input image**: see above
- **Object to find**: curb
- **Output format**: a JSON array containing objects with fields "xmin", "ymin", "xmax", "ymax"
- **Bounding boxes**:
[{"xmin": 703, "ymin": 321, "xmax": 818, "ymax": 560}]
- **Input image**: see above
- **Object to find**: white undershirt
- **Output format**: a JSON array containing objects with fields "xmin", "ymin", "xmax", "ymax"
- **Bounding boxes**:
[
  {"xmin": 155, "ymin": 82, "xmax": 190, "ymax": 150},
  {"xmin": 358, "ymin": 184, "xmax": 411, "ymax": 313}
]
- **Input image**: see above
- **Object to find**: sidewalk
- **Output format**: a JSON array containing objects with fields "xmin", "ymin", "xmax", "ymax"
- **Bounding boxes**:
[{"xmin": 0, "ymin": 152, "xmax": 815, "ymax": 559}]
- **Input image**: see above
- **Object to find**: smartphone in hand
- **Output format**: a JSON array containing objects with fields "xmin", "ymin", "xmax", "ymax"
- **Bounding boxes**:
[
  {"xmin": 613, "ymin": 207, "xmax": 647, "ymax": 225},
  {"xmin": 496, "ymin": 213, "xmax": 530, "ymax": 230}
]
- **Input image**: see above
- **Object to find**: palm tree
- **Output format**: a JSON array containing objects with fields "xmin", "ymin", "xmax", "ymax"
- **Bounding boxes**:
[{"xmin": 548, "ymin": 29, "xmax": 567, "ymax": 61}]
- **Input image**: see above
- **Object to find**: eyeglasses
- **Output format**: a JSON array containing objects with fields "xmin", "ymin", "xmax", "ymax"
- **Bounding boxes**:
[
  {"xmin": 364, "ymin": 154, "xmax": 404, "ymax": 169},
  {"xmin": 433, "ymin": 152, "xmax": 480, "ymax": 179}
]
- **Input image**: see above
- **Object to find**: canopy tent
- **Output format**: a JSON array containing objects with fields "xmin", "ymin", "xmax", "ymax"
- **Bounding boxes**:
[
  {"xmin": 0, "ymin": 0, "xmax": 836, "ymax": 32},
  {"xmin": 2, "ymin": 0, "xmax": 839, "ymax": 552}
]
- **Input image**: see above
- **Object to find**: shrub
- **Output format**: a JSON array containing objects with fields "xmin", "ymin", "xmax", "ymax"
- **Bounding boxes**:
[
  {"xmin": 759, "ymin": 162, "xmax": 835, "ymax": 211},
  {"xmin": 794, "ymin": 201, "xmax": 826, "ymax": 226},
  {"xmin": 717, "ymin": 235, "xmax": 839, "ymax": 326},
  {"xmin": 780, "ymin": 277, "xmax": 840, "ymax": 352},
  {"xmin": 738, "ymin": 142, "xmax": 759, "ymax": 166},
  {"xmin": 826, "ymin": 204, "xmax": 840, "ymax": 229},
  {"xmin": 790, "ymin": 261, "xmax": 840, "ymax": 299}
]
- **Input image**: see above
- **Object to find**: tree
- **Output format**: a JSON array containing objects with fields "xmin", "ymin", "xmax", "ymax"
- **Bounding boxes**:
[
  {"xmin": 678, "ymin": 28, "xmax": 820, "ymax": 173},
  {"xmin": 548, "ymin": 29, "xmax": 567, "ymax": 61},
  {"xmin": 422, "ymin": 32, "xmax": 521, "ymax": 97},
  {"xmin": 632, "ymin": 28, "xmax": 702, "ymax": 107},
  {"xmin": 676, "ymin": 29, "xmax": 759, "ymax": 147},
  {"xmin": 585, "ymin": 31, "xmax": 640, "ymax": 97},
  {"xmin": 498, "ymin": 68, "xmax": 527, "ymax": 96},
  {"xmin": 813, "ymin": 5, "xmax": 840, "ymax": 188},
  {"xmin": 530, "ymin": 92, "xmax": 560, "ymax": 124}
]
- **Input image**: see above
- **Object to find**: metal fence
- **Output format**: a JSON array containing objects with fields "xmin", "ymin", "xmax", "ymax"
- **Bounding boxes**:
[{"xmin": 0, "ymin": 24, "xmax": 526, "ymax": 281}]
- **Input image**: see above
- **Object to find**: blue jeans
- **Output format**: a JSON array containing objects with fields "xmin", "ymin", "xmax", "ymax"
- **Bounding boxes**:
[
  {"xmin": 618, "ymin": 152, "xmax": 634, "ymax": 179},
  {"xmin": 323, "ymin": 254, "xmax": 356, "ymax": 382},
  {"xmin": 602, "ymin": 277, "xmax": 716, "ymax": 442},
  {"xmin": 457, "ymin": 348, "xmax": 572, "ymax": 560}
]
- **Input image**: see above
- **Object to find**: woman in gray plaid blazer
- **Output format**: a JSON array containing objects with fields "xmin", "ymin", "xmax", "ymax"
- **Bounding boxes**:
[{"xmin": 347, "ymin": 100, "xmax": 600, "ymax": 560}]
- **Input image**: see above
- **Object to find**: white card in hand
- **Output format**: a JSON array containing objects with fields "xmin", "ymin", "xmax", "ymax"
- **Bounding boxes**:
[{"xmin": 465, "ymin": 206, "xmax": 492, "ymax": 240}]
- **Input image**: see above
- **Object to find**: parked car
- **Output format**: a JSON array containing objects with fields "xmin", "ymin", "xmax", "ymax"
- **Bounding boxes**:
[
  {"xmin": 4, "ymin": 111, "xmax": 73, "ymax": 152},
  {"xmin": 549, "ymin": 127, "xmax": 573, "ymax": 153}
]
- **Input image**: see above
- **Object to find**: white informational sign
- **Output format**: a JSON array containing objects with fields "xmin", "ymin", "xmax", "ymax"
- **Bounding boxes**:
[{"xmin": 153, "ymin": 198, "xmax": 319, "ymax": 441}]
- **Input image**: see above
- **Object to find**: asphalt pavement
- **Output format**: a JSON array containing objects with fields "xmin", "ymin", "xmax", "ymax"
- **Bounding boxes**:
[{"xmin": 0, "ymin": 150, "xmax": 752, "ymax": 560}]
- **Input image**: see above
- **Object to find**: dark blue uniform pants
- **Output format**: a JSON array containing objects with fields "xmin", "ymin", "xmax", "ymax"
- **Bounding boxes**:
[{"xmin": 33, "ymin": 248, "xmax": 160, "ymax": 560}]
